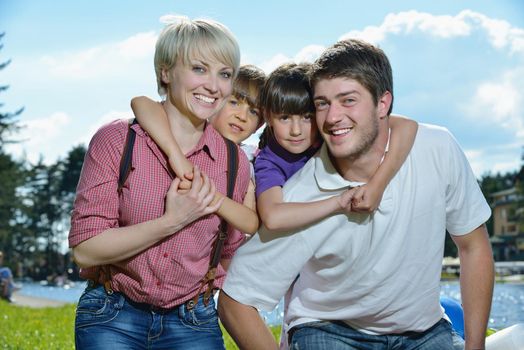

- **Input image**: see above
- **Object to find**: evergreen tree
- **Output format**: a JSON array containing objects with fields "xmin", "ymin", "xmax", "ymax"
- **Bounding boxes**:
[{"xmin": 0, "ymin": 32, "xmax": 25, "ymax": 268}]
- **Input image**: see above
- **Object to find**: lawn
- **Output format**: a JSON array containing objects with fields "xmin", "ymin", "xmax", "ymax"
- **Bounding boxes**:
[{"xmin": 0, "ymin": 299, "xmax": 280, "ymax": 349}]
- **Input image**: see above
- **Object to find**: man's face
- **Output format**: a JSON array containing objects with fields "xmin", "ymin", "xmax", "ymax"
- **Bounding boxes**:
[{"xmin": 313, "ymin": 77, "xmax": 385, "ymax": 161}]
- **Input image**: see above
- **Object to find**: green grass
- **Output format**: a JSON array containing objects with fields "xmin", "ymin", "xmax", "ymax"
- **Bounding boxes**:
[
  {"xmin": 0, "ymin": 300, "xmax": 76, "ymax": 349},
  {"xmin": 0, "ymin": 299, "xmax": 280, "ymax": 349}
]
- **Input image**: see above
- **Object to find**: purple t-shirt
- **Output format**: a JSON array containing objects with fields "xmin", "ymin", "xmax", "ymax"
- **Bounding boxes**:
[{"xmin": 254, "ymin": 135, "xmax": 320, "ymax": 198}]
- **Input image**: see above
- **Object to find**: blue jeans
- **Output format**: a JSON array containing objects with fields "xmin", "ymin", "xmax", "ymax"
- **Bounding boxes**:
[
  {"xmin": 289, "ymin": 318, "xmax": 456, "ymax": 350},
  {"xmin": 75, "ymin": 284, "xmax": 224, "ymax": 350}
]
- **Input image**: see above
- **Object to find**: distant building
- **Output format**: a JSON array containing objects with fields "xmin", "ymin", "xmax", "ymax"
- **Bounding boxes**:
[{"xmin": 490, "ymin": 187, "xmax": 524, "ymax": 261}]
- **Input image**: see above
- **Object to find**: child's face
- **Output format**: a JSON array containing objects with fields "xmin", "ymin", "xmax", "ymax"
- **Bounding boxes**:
[
  {"xmin": 269, "ymin": 112, "xmax": 319, "ymax": 154},
  {"xmin": 211, "ymin": 95, "xmax": 261, "ymax": 144}
]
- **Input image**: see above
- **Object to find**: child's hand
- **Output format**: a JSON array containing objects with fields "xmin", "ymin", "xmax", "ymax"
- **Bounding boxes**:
[
  {"xmin": 337, "ymin": 187, "xmax": 358, "ymax": 214},
  {"xmin": 168, "ymin": 154, "xmax": 194, "ymax": 190},
  {"xmin": 351, "ymin": 184, "xmax": 383, "ymax": 213}
]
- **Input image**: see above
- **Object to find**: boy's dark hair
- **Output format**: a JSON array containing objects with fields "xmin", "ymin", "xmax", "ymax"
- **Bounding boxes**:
[
  {"xmin": 310, "ymin": 39, "xmax": 394, "ymax": 115},
  {"xmin": 232, "ymin": 65, "xmax": 266, "ymax": 128},
  {"xmin": 260, "ymin": 62, "xmax": 315, "ymax": 124}
]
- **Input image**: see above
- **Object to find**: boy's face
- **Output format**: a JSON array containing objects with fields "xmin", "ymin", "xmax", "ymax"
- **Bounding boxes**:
[{"xmin": 211, "ymin": 95, "xmax": 261, "ymax": 144}]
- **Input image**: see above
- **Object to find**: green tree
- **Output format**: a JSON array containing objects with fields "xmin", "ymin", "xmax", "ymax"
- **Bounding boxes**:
[
  {"xmin": 0, "ymin": 32, "xmax": 25, "ymax": 270},
  {"xmin": 0, "ymin": 33, "xmax": 23, "ymax": 149}
]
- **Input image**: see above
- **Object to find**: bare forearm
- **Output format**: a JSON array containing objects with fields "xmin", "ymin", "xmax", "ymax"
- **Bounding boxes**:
[
  {"xmin": 216, "ymin": 194, "xmax": 259, "ymax": 234},
  {"xmin": 260, "ymin": 196, "xmax": 340, "ymax": 232},
  {"xmin": 131, "ymin": 96, "xmax": 185, "ymax": 162},
  {"xmin": 454, "ymin": 226, "xmax": 494, "ymax": 349},
  {"xmin": 72, "ymin": 215, "xmax": 180, "ymax": 268},
  {"xmin": 375, "ymin": 115, "xmax": 418, "ymax": 186},
  {"xmin": 218, "ymin": 292, "xmax": 278, "ymax": 350}
]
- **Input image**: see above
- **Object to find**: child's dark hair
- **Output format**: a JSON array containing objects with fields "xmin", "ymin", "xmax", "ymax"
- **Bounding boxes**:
[
  {"xmin": 258, "ymin": 63, "xmax": 314, "ymax": 149},
  {"xmin": 232, "ymin": 64, "xmax": 266, "ymax": 128}
]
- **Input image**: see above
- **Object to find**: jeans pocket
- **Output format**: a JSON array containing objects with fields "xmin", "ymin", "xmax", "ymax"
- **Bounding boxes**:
[
  {"xmin": 75, "ymin": 285, "xmax": 121, "ymax": 329},
  {"xmin": 181, "ymin": 297, "xmax": 219, "ymax": 331}
]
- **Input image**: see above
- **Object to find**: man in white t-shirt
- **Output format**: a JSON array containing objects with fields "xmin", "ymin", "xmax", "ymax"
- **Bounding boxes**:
[{"xmin": 218, "ymin": 39, "xmax": 494, "ymax": 350}]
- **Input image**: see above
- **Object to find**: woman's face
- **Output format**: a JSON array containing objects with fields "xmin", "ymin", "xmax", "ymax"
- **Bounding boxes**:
[{"xmin": 162, "ymin": 57, "xmax": 234, "ymax": 123}]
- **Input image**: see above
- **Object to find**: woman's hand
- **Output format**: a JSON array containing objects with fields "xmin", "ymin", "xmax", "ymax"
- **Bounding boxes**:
[
  {"xmin": 163, "ymin": 165, "xmax": 223, "ymax": 230},
  {"xmin": 168, "ymin": 154, "xmax": 194, "ymax": 190}
]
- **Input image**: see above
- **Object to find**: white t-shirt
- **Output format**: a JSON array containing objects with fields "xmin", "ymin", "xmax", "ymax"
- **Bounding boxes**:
[{"xmin": 223, "ymin": 124, "xmax": 491, "ymax": 337}]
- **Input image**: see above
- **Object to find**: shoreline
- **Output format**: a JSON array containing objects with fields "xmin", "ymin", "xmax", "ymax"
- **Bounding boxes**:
[{"xmin": 10, "ymin": 291, "xmax": 71, "ymax": 308}]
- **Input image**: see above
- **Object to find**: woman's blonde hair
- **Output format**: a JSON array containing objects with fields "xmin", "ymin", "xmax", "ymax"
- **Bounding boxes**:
[{"xmin": 154, "ymin": 15, "xmax": 241, "ymax": 96}]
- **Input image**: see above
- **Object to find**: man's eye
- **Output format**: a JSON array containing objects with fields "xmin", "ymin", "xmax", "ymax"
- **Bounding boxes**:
[{"xmin": 315, "ymin": 101, "xmax": 327, "ymax": 110}]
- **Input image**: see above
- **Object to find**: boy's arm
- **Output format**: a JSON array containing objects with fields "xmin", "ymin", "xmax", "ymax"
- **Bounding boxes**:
[
  {"xmin": 257, "ymin": 186, "xmax": 354, "ymax": 233},
  {"xmin": 215, "ymin": 190, "xmax": 259, "ymax": 234},
  {"xmin": 131, "ymin": 96, "xmax": 193, "ymax": 188},
  {"xmin": 352, "ymin": 114, "xmax": 418, "ymax": 212},
  {"xmin": 243, "ymin": 179, "xmax": 257, "ymax": 212}
]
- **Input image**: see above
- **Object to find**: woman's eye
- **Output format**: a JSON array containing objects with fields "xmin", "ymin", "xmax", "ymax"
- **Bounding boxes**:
[
  {"xmin": 193, "ymin": 66, "xmax": 205, "ymax": 73},
  {"xmin": 221, "ymin": 71, "xmax": 233, "ymax": 79},
  {"xmin": 303, "ymin": 113, "xmax": 313, "ymax": 120}
]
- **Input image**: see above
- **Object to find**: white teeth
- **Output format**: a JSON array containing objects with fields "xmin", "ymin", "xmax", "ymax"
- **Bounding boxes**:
[
  {"xmin": 195, "ymin": 94, "xmax": 215, "ymax": 104},
  {"xmin": 332, "ymin": 128, "xmax": 351, "ymax": 135}
]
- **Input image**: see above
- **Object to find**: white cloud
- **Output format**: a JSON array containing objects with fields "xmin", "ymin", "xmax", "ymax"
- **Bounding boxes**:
[
  {"xmin": 465, "ymin": 147, "xmax": 521, "ymax": 177},
  {"xmin": 79, "ymin": 110, "xmax": 134, "ymax": 146},
  {"xmin": 294, "ymin": 45, "xmax": 325, "ymax": 63},
  {"xmin": 40, "ymin": 31, "xmax": 157, "ymax": 79},
  {"xmin": 259, "ymin": 53, "xmax": 291, "ymax": 73},
  {"xmin": 464, "ymin": 68, "xmax": 524, "ymax": 139},
  {"xmin": 460, "ymin": 10, "xmax": 524, "ymax": 54},
  {"xmin": 338, "ymin": 10, "xmax": 524, "ymax": 54},
  {"xmin": 259, "ymin": 45, "xmax": 325, "ymax": 74},
  {"xmin": 6, "ymin": 112, "xmax": 71, "ymax": 164}
]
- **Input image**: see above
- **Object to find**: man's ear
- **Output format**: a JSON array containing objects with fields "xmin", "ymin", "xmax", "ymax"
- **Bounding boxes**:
[
  {"xmin": 161, "ymin": 68, "xmax": 171, "ymax": 84},
  {"xmin": 377, "ymin": 91, "xmax": 392, "ymax": 119}
]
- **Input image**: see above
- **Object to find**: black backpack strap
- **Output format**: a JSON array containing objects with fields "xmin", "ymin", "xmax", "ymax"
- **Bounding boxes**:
[
  {"xmin": 190, "ymin": 136, "xmax": 238, "ymax": 308},
  {"xmin": 117, "ymin": 118, "xmax": 137, "ymax": 193}
]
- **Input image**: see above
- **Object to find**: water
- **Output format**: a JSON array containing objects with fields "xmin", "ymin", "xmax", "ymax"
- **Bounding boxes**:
[{"xmin": 18, "ymin": 281, "xmax": 524, "ymax": 330}]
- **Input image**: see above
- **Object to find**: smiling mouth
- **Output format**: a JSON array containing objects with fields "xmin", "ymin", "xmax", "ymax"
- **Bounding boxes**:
[
  {"xmin": 330, "ymin": 127, "xmax": 353, "ymax": 136},
  {"xmin": 194, "ymin": 94, "xmax": 217, "ymax": 104},
  {"xmin": 229, "ymin": 123, "xmax": 244, "ymax": 133},
  {"xmin": 288, "ymin": 139, "xmax": 304, "ymax": 144}
]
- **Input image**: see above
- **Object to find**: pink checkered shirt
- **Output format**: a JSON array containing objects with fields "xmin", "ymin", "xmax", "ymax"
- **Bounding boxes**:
[{"xmin": 69, "ymin": 119, "xmax": 250, "ymax": 308}]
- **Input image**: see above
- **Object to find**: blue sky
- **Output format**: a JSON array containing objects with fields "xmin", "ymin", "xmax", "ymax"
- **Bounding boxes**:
[{"xmin": 1, "ymin": 0, "xmax": 523, "ymax": 178}]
